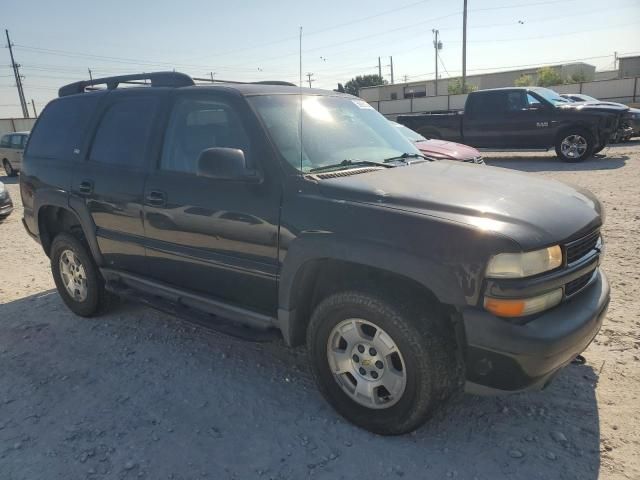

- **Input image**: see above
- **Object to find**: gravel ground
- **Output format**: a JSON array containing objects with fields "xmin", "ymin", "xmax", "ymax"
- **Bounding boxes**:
[{"xmin": 1, "ymin": 143, "xmax": 639, "ymax": 480}]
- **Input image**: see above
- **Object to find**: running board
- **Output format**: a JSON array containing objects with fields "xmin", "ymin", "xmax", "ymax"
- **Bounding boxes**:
[{"xmin": 101, "ymin": 268, "xmax": 280, "ymax": 342}]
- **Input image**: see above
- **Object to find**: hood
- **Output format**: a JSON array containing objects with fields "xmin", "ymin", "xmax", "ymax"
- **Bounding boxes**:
[
  {"xmin": 414, "ymin": 139, "xmax": 480, "ymax": 161},
  {"xmin": 317, "ymin": 161, "xmax": 602, "ymax": 249},
  {"xmin": 559, "ymin": 101, "xmax": 629, "ymax": 113}
]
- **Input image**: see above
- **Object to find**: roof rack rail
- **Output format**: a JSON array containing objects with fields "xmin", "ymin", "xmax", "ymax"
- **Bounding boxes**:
[
  {"xmin": 58, "ymin": 71, "xmax": 195, "ymax": 97},
  {"xmin": 192, "ymin": 77, "xmax": 296, "ymax": 87}
]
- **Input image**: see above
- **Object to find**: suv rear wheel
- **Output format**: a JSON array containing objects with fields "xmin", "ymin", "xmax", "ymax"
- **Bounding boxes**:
[
  {"xmin": 306, "ymin": 291, "xmax": 458, "ymax": 435},
  {"xmin": 555, "ymin": 129, "xmax": 594, "ymax": 162},
  {"xmin": 50, "ymin": 233, "xmax": 112, "ymax": 317},
  {"xmin": 3, "ymin": 159, "xmax": 16, "ymax": 177}
]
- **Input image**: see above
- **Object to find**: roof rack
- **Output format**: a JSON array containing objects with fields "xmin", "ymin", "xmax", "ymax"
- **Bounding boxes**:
[
  {"xmin": 58, "ymin": 71, "xmax": 195, "ymax": 97},
  {"xmin": 192, "ymin": 77, "xmax": 296, "ymax": 87}
]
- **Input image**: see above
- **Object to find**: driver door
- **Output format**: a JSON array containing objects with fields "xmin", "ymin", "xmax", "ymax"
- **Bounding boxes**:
[{"xmin": 142, "ymin": 91, "xmax": 281, "ymax": 314}]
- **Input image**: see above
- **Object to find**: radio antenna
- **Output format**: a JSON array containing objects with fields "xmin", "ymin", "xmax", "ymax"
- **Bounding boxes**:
[{"xmin": 299, "ymin": 26, "xmax": 303, "ymax": 174}]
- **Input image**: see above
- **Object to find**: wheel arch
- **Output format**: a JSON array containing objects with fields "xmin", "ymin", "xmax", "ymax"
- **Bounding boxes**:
[
  {"xmin": 36, "ymin": 198, "xmax": 103, "ymax": 265},
  {"xmin": 277, "ymin": 236, "xmax": 465, "ymax": 347}
]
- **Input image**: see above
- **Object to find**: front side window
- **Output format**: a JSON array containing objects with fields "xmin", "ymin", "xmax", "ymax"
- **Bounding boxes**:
[
  {"xmin": 249, "ymin": 95, "xmax": 419, "ymax": 172},
  {"xmin": 527, "ymin": 94, "xmax": 542, "ymax": 107},
  {"xmin": 161, "ymin": 96, "xmax": 251, "ymax": 174},
  {"xmin": 90, "ymin": 97, "xmax": 159, "ymax": 167},
  {"xmin": 531, "ymin": 88, "xmax": 571, "ymax": 105},
  {"xmin": 506, "ymin": 91, "xmax": 526, "ymax": 112}
]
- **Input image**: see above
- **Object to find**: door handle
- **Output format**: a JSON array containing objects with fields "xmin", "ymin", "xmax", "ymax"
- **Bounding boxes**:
[
  {"xmin": 78, "ymin": 180, "xmax": 93, "ymax": 195},
  {"xmin": 145, "ymin": 190, "xmax": 166, "ymax": 206}
]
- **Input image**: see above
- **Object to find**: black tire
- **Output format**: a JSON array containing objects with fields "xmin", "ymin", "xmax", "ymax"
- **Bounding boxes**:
[
  {"xmin": 306, "ymin": 291, "xmax": 459, "ymax": 435},
  {"xmin": 592, "ymin": 143, "xmax": 605, "ymax": 155},
  {"xmin": 555, "ymin": 129, "xmax": 594, "ymax": 162},
  {"xmin": 3, "ymin": 159, "xmax": 17, "ymax": 177},
  {"xmin": 50, "ymin": 232, "xmax": 113, "ymax": 317}
]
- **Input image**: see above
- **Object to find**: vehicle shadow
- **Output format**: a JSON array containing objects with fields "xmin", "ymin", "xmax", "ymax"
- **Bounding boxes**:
[
  {"xmin": 484, "ymin": 153, "xmax": 629, "ymax": 173},
  {"xmin": 0, "ymin": 173, "xmax": 19, "ymax": 185},
  {"xmin": 0, "ymin": 291, "xmax": 601, "ymax": 480}
]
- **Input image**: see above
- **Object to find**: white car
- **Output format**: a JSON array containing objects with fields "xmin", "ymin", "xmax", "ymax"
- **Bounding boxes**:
[{"xmin": 0, "ymin": 131, "xmax": 29, "ymax": 177}]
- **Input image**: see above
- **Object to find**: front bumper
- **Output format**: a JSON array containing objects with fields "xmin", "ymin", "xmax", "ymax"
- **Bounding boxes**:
[{"xmin": 463, "ymin": 269, "xmax": 609, "ymax": 394}]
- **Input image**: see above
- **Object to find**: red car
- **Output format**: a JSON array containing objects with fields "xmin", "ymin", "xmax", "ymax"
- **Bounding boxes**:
[{"xmin": 391, "ymin": 121, "xmax": 484, "ymax": 164}]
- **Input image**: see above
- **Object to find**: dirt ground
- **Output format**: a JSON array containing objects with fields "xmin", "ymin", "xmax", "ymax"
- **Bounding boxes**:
[{"xmin": 1, "ymin": 143, "xmax": 639, "ymax": 480}]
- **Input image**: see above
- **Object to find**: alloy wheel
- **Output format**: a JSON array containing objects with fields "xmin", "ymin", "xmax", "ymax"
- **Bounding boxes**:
[
  {"xmin": 326, "ymin": 318, "xmax": 407, "ymax": 409},
  {"xmin": 560, "ymin": 134, "xmax": 587, "ymax": 159},
  {"xmin": 59, "ymin": 249, "xmax": 88, "ymax": 302}
]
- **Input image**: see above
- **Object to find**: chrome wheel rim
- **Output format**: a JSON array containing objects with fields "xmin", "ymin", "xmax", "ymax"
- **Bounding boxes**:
[
  {"xmin": 327, "ymin": 318, "xmax": 407, "ymax": 409},
  {"xmin": 561, "ymin": 134, "xmax": 587, "ymax": 159},
  {"xmin": 59, "ymin": 250, "xmax": 88, "ymax": 302}
]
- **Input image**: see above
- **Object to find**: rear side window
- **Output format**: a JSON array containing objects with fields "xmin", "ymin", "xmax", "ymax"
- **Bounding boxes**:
[
  {"xmin": 0, "ymin": 135, "xmax": 10, "ymax": 148},
  {"xmin": 26, "ymin": 95, "xmax": 100, "ymax": 160},
  {"xmin": 90, "ymin": 97, "xmax": 159, "ymax": 168},
  {"xmin": 467, "ymin": 92, "xmax": 506, "ymax": 117}
]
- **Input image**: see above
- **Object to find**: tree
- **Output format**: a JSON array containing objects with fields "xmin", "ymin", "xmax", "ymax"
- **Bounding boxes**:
[
  {"xmin": 447, "ymin": 78, "xmax": 478, "ymax": 94},
  {"xmin": 567, "ymin": 71, "xmax": 587, "ymax": 84},
  {"xmin": 344, "ymin": 74, "xmax": 386, "ymax": 96},
  {"xmin": 535, "ymin": 66, "xmax": 564, "ymax": 87},
  {"xmin": 514, "ymin": 74, "xmax": 534, "ymax": 87}
]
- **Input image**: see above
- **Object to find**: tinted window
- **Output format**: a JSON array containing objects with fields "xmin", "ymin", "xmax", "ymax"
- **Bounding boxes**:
[
  {"xmin": 505, "ymin": 91, "xmax": 526, "ymax": 112},
  {"xmin": 0, "ymin": 135, "xmax": 10, "ymax": 148},
  {"xmin": 90, "ymin": 97, "xmax": 159, "ymax": 167},
  {"xmin": 26, "ymin": 95, "xmax": 100, "ymax": 159},
  {"xmin": 161, "ymin": 96, "xmax": 251, "ymax": 174},
  {"xmin": 467, "ymin": 92, "xmax": 505, "ymax": 117},
  {"xmin": 10, "ymin": 135, "xmax": 23, "ymax": 148}
]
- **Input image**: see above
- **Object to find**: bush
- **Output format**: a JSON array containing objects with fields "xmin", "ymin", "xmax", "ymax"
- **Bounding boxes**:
[{"xmin": 448, "ymin": 78, "xmax": 478, "ymax": 94}]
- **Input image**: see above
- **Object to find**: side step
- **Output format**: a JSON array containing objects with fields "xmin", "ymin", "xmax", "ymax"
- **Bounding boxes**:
[{"xmin": 102, "ymin": 269, "xmax": 281, "ymax": 343}]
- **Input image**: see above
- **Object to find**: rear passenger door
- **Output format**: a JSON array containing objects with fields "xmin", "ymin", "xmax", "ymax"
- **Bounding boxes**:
[
  {"xmin": 463, "ymin": 91, "xmax": 509, "ymax": 147},
  {"xmin": 71, "ymin": 90, "xmax": 163, "ymax": 274},
  {"xmin": 141, "ymin": 91, "xmax": 281, "ymax": 314}
]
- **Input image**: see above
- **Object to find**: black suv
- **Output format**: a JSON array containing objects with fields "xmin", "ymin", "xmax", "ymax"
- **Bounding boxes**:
[{"xmin": 21, "ymin": 72, "xmax": 609, "ymax": 435}]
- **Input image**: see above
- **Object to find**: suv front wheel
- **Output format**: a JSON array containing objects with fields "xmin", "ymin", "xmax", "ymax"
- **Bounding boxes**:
[
  {"xmin": 307, "ymin": 291, "xmax": 458, "ymax": 435},
  {"xmin": 50, "ymin": 233, "xmax": 112, "ymax": 316}
]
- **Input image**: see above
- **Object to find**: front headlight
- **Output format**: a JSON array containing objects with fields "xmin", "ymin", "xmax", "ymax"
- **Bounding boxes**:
[{"xmin": 486, "ymin": 245, "xmax": 562, "ymax": 278}]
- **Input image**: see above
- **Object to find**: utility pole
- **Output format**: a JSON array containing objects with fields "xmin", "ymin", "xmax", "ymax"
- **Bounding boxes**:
[
  {"xmin": 306, "ymin": 72, "xmax": 314, "ymax": 88},
  {"xmin": 378, "ymin": 56, "xmax": 382, "ymax": 79},
  {"xmin": 402, "ymin": 74, "xmax": 409, "ymax": 83},
  {"xmin": 389, "ymin": 56, "xmax": 394, "ymax": 84},
  {"xmin": 5, "ymin": 29, "xmax": 29, "ymax": 118},
  {"xmin": 462, "ymin": 0, "xmax": 468, "ymax": 93},
  {"xmin": 432, "ymin": 29, "xmax": 443, "ymax": 96},
  {"xmin": 31, "ymin": 99, "xmax": 37, "ymax": 117},
  {"xmin": 88, "ymin": 68, "xmax": 93, "ymax": 81},
  {"xmin": 210, "ymin": 71, "xmax": 216, "ymax": 82}
]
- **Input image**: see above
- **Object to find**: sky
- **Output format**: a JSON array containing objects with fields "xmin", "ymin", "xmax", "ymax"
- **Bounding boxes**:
[{"xmin": 1, "ymin": 0, "xmax": 639, "ymax": 118}]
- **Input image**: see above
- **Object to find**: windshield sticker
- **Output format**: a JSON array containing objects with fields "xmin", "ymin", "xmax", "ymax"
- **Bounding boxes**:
[{"xmin": 352, "ymin": 99, "xmax": 375, "ymax": 109}]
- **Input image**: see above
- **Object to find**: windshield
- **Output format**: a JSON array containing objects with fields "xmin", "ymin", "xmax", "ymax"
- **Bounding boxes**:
[
  {"xmin": 249, "ymin": 95, "xmax": 420, "ymax": 173},
  {"xmin": 532, "ymin": 88, "xmax": 571, "ymax": 105},
  {"xmin": 391, "ymin": 121, "xmax": 427, "ymax": 142}
]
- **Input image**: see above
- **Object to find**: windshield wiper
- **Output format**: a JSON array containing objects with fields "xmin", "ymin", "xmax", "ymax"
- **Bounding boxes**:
[
  {"xmin": 383, "ymin": 152, "xmax": 427, "ymax": 163},
  {"xmin": 309, "ymin": 159, "xmax": 387, "ymax": 173}
]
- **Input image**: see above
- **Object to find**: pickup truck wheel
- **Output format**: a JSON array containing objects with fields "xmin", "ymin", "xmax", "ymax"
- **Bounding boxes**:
[
  {"xmin": 50, "ymin": 233, "xmax": 113, "ymax": 317},
  {"xmin": 555, "ymin": 131, "xmax": 593, "ymax": 162},
  {"xmin": 592, "ymin": 143, "xmax": 605, "ymax": 155},
  {"xmin": 3, "ymin": 159, "xmax": 16, "ymax": 177},
  {"xmin": 307, "ymin": 291, "xmax": 458, "ymax": 435}
]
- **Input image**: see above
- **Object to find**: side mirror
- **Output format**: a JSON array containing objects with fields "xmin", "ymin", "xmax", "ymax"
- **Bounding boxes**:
[
  {"xmin": 527, "ymin": 102, "xmax": 545, "ymax": 111},
  {"xmin": 197, "ymin": 147, "xmax": 259, "ymax": 182}
]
